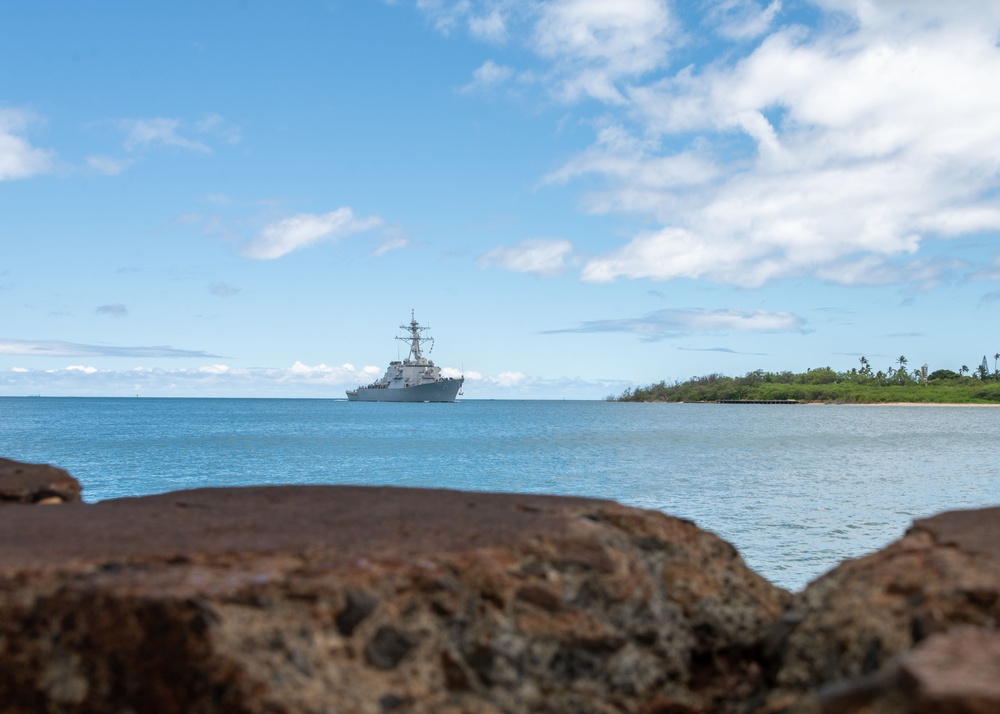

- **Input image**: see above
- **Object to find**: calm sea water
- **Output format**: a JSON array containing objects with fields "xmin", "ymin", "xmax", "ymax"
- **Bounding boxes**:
[{"xmin": 1, "ymin": 397, "xmax": 997, "ymax": 591}]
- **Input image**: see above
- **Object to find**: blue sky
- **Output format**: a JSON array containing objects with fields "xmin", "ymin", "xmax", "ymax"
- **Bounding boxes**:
[{"xmin": 3, "ymin": 0, "xmax": 1000, "ymax": 398}]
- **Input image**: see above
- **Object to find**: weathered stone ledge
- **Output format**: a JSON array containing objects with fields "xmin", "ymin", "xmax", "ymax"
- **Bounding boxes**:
[{"xmin": 2, "ymin": 458, "xmax": 998, "ymax": 713}]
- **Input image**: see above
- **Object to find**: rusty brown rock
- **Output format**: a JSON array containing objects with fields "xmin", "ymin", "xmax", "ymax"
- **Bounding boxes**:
[
  {"xmin": 761, "ymin": 507, "xmax": 1000, "ymax": 713},
  {"xmin": 0, "ymin": 457, "xmax": 82, "ymax": 504},
  {"xmin": 0, "ymin": 482, "xmax": 789, "ymax": 714},
  {"xmin": 818, "ymin": 627, "xmax": 1000, "ymax": 713}
]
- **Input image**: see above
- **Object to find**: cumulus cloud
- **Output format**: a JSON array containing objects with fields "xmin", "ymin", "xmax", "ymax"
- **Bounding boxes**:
[
  {"xmin": 243, "ymin": 208, "xmax": 383, "ymax": 260},
  {"xmin": 469, "ymin": 8, "xmax": 508, "ymax": 42},
  {"xmin": 492, "ymin": 370, "xmax": 528, "ymax": 387},
  {"xmin": 461, "ymin": 60, "xmax": 516, "ymax": 93},
  {"xmin": 418, "ymin": 1, "xmax": 1000, "ymax": 289},
  {"xmin": 0, "ymin": 107, "xmax": 54, "ymax": 180},
  {"xmin": 0, "ymin": 338, "xmax": 221, "ymax": 359},
  {"xmin": 416, "ymin": 0, "xmax": 511, "ymax": 40},
  {"xmin": 548, "ymin": 308, "xmax": 806, "ymax": 341},
  {"xmin": 530, "ymin": 0, "xmax": 676, "ymax": 103},
  {"xmin": 64, "ymin": 365, "xmax": 98, "ymax": 374},
  {"xmin": 95, "ymin": 303, "xmax": 129, "ymax": 318},
  {"xmin": 426, "ymin": 1, "xmax": 675, "ymax": 102},
  {"xmin": 568, "ymin": 4, "xmax": 1000, "ymax": 286},
  {"xmin": 479, "ymin": 238, "xmax": 573, "ymax": 275}
]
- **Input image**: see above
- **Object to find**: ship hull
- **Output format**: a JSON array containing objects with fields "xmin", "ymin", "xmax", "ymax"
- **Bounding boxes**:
[{"xmin": 346, "ymin": 378, "xmax": 463, "ymax": 402}]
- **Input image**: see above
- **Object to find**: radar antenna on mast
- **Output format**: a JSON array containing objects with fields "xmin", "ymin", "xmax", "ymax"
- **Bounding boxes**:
[{"xmin": 397, "ymin": 309, "xmax": 434, "ymax": 363}]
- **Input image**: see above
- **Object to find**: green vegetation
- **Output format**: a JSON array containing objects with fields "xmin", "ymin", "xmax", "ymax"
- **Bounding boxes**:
[{"xmin": 613, "ymin": 354, "xmax": 1000, "ymax": 404}]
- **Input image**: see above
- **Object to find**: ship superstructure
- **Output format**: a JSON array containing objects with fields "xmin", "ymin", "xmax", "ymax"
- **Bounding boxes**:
[{"xmin": 346, "ymin": 312, "xmax": 464, "ymax": 402}]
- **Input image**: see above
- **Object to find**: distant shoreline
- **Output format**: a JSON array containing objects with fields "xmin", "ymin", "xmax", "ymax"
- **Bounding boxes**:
[
  {"xmin": 808, "ymin": 401, "xmax": 1000, "ymax": 407},
  {"xmin": 616, "ymin": 367, "xmax": 1000, "ymax": 405},
  {"xmin": 705, "ymin": 400, "xmax": 1000, "ymax": 407}
]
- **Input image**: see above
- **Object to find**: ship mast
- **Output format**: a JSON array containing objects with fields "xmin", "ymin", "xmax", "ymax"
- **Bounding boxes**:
[{"xmin": 397, "ymin": 310, "xmax": 433, "ymax": 362}]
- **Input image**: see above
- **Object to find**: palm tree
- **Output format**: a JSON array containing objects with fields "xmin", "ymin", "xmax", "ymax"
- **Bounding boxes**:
[
  {"xmin": 960, "ymin": 365, "xmax": 970, "ymax": 378},
  {"xmin": 994, "ymin": 352, "xmax": 999, "ymax": 379},
  {"xmin": 897, "ymin": 355, "xmax": 908, "ymax": 372}
]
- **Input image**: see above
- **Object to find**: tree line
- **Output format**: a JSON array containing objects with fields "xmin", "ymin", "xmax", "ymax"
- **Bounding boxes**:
[{"xmin": 612, "ymin": 354, "xmax": 1000, "ymax": 404}]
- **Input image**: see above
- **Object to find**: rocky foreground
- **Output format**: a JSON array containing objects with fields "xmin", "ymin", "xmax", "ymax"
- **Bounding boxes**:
[{"xmin": 1, "ymin": 457, "xmax": 998, "ymax": 713}]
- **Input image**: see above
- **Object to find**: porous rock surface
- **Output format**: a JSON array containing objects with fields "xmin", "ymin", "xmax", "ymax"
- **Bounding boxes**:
[
  {"xmin": 0, "ymin": 457, "xmax": 82, "ymax": 504},
  {"xmin": 0, "ymin": 462, "xmax": 788, "ymax": 714},
  {"xmin": 818, "ymin": 627, "xmax": 1000, "ymax": 714},
  {"xmin": 761, "ymin": 507, "xmax": 1000, "ymax": 713},
  {"xmin": 7, "ymin": 453, "xmax": 1000, "ymax": 714}
]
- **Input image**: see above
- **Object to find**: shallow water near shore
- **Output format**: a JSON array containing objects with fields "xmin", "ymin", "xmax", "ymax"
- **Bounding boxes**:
[{"xmin": 2, "ymin": 397, "xmax": 997, "ymax": 591}]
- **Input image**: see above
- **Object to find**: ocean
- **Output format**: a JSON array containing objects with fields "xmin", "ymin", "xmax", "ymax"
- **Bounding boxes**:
[{"xmin": 2, "ymin": 397, "xmax": 997, "ymax": 591}]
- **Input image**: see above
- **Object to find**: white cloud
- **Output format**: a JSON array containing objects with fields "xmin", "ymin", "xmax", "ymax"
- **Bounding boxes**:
[
  {"xmin": 0, "ymin": 338, "xmax": 219, "ymax": 359},
  {"xmin": 462, "ymin": 60, "xmax": 516, "ymax": 93},
  {"xmin": 421, "ymin": 1, "xmax": 1000, "ymax": 289},
  {"xmin": 814, "ymin": 255, "xmax": 964, "ymax": 290},
  {"xmin": 371, "ymin": 235, "xmax": 411, "ymax": 257},
  {"xmin": 532, "ymin": 0, "xmax": 675, "ymax": 103},
  {"xmin": 454, "ymin": 368, "xmax": 633, "ymax": 398},
  {"xmin": 0, "ymin": 362, "xmax": 626, "ymax": 399},
  {"xmin": 570, "ymin": 5, "xmax": 1000, "ymax": 286},
  {"xmin": 707, "ymin": 0, "xmax": 782, "ymax": 41},
  {"xmin": 492, "ymin": 370, "xmax": 527, "ymax": 387},
  {"xmin": 288, "ymin": 361, "xmax": 382, "ymax": 383},
  {"xmin": 85, "ymin": 155, "xmax": 131, "ymax": 175},
  {"xmin": 469, "ymin": 8, "xmax": 508, "ymax": 42},
  {"xmin": 195, "ymin": 113, "xmax": 242, "ymax": 144},
  {"xmin": 442, "ymin": 1, "xmax": 676, "ymax": 102},
  {"xmin": 243, "ymin": 208, "xmax": 383, "ymax": 260},
  {"xmin": 416, "ymin": 0, "xmax": 471, "ymax": 35},
  {"xmin": 549, "ymin": 308, "xmax": 806, "ymax": 340},
  {"xmin": 120, "ymin": 118, "xmax": 211, "ymax": 153},
  {"xmin": 0, "ymin": 108, "xmax": 54, "ymax": 180},
  {"xmin": 479, "ymin": 238, "xmax": 573, "ymax": 275},
  {"xmin": 415, "ymin": 0, "xmax": 512, "ymax": 41},
  {"xmin": 114, "ymin": 114, "xmax": 240, "ymax": 157},
  {"xmin": 63, "ymin": 365, "xmax": 98, "ymax": 374},
  {"xmin": 197, "ymin": 364, "xmax": 231, "ymax": 375}
]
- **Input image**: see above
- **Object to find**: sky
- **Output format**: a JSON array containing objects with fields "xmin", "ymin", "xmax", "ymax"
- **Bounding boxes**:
[{"xmin": 3, "ymin": 0, "xmax": 1000, "ymax": 399}]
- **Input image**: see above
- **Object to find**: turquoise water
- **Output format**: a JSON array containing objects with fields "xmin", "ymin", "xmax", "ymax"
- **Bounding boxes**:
[{"xmin": 1, "ymin": 397, "xmax": 998, "ymax": 591}]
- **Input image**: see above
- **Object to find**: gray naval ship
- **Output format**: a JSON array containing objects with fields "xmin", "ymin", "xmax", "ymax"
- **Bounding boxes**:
[{"xmin": 346, "ymin": 312, "xmax": 464, "ymax": 402}]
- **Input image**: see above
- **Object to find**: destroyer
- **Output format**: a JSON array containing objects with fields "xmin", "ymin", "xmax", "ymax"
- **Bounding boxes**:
[{"xmin": 347, "ymin": 312, "xmax": 464, "ymax": 402}]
